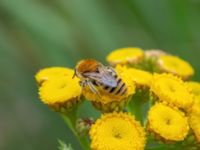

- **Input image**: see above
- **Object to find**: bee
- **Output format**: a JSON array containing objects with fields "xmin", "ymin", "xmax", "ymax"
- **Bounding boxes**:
[{"xmin": 73, "ymin": 59, "xmax": 127, "ymax": 96}]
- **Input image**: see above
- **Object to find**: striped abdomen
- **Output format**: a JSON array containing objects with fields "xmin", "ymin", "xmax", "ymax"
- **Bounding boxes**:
[{"xmin": 102, "ymin": 75, "xmax": 127, "ymax": 96}]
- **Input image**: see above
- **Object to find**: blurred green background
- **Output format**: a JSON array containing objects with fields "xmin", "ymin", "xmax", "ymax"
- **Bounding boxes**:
[{"xmin": 1, "ymin": 0, "xmax": 200, "ymax": 149}]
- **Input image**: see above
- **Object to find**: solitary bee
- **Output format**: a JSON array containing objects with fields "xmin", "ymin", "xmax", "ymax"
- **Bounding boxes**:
[{"xmin": 73, "ymin": 59, "xmax": 127, "ymax": 96}]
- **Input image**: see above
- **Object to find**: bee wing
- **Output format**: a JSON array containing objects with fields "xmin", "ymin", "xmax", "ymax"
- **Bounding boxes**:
[
  {"xmin": 99, "ymin": 66, "xmax": 118, "ymax": 87},
  {"xmin": 83, "ymin": 71, "xmax": 117, "ymax": 87},
  {"xmin": 83, "ymin": 64, "xmax": 117, "ymax": 87}
]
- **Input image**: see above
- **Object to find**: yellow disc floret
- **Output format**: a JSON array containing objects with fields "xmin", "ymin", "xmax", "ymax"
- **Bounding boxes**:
[
  {"xmin": 189, "ymin": 113, "xmax": 200, "ymax": 142},
  {"xmin": 89, "ymin": 112, "xmax": 146, "ymax": 150},
  {"xmin": 148, "ymin": 103, "xmax": 189, "ymax": 141},
  {"xmin": 106, "ymin": 47, "xmax": 144, "ymax": 66},
  {"xmin": 158, "ymin": 55, "xmax": 194, "ymax": 79},
  {"xmin": 115, "ymin": 65, "xmax": 152, "ymax": 88},
  {"xmin": 35, "ymin": 67, "xmax": 74, "ymax": 85},
  {"xmin": 39, "ymin": 76, "xmax": 81, "ymax": 112},
  {"xmin": 150, "ymin": 73, "xmax": 194, "ymax": 111}
]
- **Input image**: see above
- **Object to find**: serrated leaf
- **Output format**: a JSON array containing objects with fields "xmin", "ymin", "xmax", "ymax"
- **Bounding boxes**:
[{"xmin": 58, "ymin": 140, "xmax": 74, "ymax": 150}]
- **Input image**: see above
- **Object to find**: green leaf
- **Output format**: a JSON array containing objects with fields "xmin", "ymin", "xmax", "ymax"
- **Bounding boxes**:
[{"xmin": 58, "ymin": 140, "xmax": 74, "ymax": 150}]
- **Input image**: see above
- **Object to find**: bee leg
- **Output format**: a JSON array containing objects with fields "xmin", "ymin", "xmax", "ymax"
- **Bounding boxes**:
[
  {"xmin": 79, "ymin": 80, "xmax": 85, "ymax": 87},
  {"xmin": 106, "ymin": 66, "xmax": 117, "ymax": 76},
  {"xmin": 86, "ymin": 81, "xmax": 101, "ymax": 97}
]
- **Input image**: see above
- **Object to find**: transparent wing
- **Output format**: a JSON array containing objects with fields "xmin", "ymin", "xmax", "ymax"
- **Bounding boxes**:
[{"xmin": 83, "ymin": 65, "xmax": 117, "ymax": 87}]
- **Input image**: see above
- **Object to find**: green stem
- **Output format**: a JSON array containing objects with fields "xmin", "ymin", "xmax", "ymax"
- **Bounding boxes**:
[
  {"xmin": 127, "ymin": 89, "xmax": 150, "ymax": 125},
  {"xmin": 61, "ymin": 108, "xmax": 90, "ymax": 150},
  {"xmin": 128, "ymin": 95, "xmax": 143, "ymax": 122}
]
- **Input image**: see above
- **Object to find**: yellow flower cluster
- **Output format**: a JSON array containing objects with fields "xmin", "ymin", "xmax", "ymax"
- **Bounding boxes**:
[
  {"xmin": 90, "ymin": 112, "xmax": 146, "ymax": 150},
  {"xmin": 35, "ymin": 47, "xmax": 199, "ymax": 149},
  {"xmin": 185, "ymin": 81, "xmax": 200, "ymax": 142}
]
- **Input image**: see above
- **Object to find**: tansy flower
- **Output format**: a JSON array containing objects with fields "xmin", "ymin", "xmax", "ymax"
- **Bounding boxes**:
[
  {"xmin": 35, "ymin": 67, "xmax": 74, "ymax": 85},
  {"xmin": 115, "ymin": 65, "xmax": 152, "ymax": 89},
  {"xmin": 189, "ymin": 113, "xmax": 200, "ymax": 142},
  {"xmin": 89, "ymin": 112, "xmax": 146, "ymax": 150},
  {"xmin": 106, "ymin": 47, "xmax": 144, "ymax": 66},
  {"xmin": 150, "ymin": 73, "xmax": 194, "ymax": 111},
  {"xmin": 185, "ymin": 81, "xmax": 200, "ymax": 99},
  {"xmin": 158, "ymin": 55, "xmax": 194, "ymax": 80},
  {"xmin": 185, "ymin": 81, "xmax": 200, "ymax": 114},
  {"xmin": 82, "ymin": 67, "xmax": 136, "ymax": 112},
  {"xmin": 147, "ymin": 103, "xmax": 189, "ymax": 141},
  {"xmin": 39, "ymin": 76, "xmax": 81, "ymax": 112}
]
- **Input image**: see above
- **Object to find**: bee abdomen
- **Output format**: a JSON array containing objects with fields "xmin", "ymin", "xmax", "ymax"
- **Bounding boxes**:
[{"xmin": 103, "ymin": 78, "xmax": 127, "ymax": 96}]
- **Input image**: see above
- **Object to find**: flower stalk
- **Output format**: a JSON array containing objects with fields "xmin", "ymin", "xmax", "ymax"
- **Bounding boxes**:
[{"xmin": 62, "ymin": 106, "xmax": 90, "ymax": 150}]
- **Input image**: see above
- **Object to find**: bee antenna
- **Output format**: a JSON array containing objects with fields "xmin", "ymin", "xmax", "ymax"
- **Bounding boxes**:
[{"xmin": 72, "ymin": 69, "xmax": 76, "ymax": 79}]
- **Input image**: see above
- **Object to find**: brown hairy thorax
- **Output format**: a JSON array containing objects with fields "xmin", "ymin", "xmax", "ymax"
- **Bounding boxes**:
[{"xmin": 76, "ymin": 59, "xmax": 99, "ymax": 73}]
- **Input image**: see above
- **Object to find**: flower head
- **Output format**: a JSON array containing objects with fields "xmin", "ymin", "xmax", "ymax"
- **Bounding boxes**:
[
  {"xmin": 158, "ymin": 55, "xmax": 194, "ymax": 79},
  {"xmin": 89, "ymin": 112, "xmax": 146, "ymax": 150},
  {"xmin": 106, "ymin": 47, "xmax": 144, "ymax": 66},
  {"xmin": 39, "ymin": 76, "xmax": 81, "ymax": 112},
  {"xmin": 189, "ymin": 113, "xmax": 200, "ymax": 142},
  {"xmin": 185, "ymin": 81, "xmax": 200, "ymax": 99},
  {"xmin": 150, "ymin": 73, "xmax": 194, "ymax": 111},
  {"xmin": 147, "ymin": 103, "xmax": 189, "ymax": 141},
  {"xmin": 35, "ymin": 67, "xmax": 74, "ymax": 85},
  {"xmin": 185, "ymin": 81, "xmax": 200, "ymax": 114},
  {"xmin": 115, "ymin": 65, "xmax": 152, "ymax": 88}
]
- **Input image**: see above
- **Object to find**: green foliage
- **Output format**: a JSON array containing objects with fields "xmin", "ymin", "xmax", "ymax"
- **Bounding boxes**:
[{"xmin": 58, "ymin": 140, "xmax": 74, "ymax": 150}]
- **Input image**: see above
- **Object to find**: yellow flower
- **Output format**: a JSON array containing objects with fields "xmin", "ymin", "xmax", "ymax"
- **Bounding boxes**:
[
  {"xmin": 185, "ymin": 81, "xmax": 200, "ymax": 99},
  {"xmin": 82, "ymin": 67, "xmax": 135, "ymax": 112},
  {"xmin": 150, "ymin": 73, "xmax": 194, "ymax": 111},
  {"xmin": 89, "ymin": 112, "xmax": 146, "ymax": 150},
  {"xmin": 185, "ymin": 81, "xmax": 200, "ymax": 114},
  {"xmin": 189, "ymin": 113, "xmax": 200, "ymax": 142},
  {"xmin": 106, "ymin": 47, "xmax": 144, "ymax": 66},
  {"xmin": 147, "ymin": 103, "xmax": 189, "ymax": 141},
  {"xmin": 158, "ymin": 55, "xmax": 194, "ymax": 79},
  {"xmin": 35, "ymin": 67, "xmax": 74, "ymax": 85},
  {"xmin": 115, "ymin": 65, "xmax": 152, "ymax": 88},
  {"xmin": 39, "ymin": 76, "xmax": 81, "ymax": 112}
]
